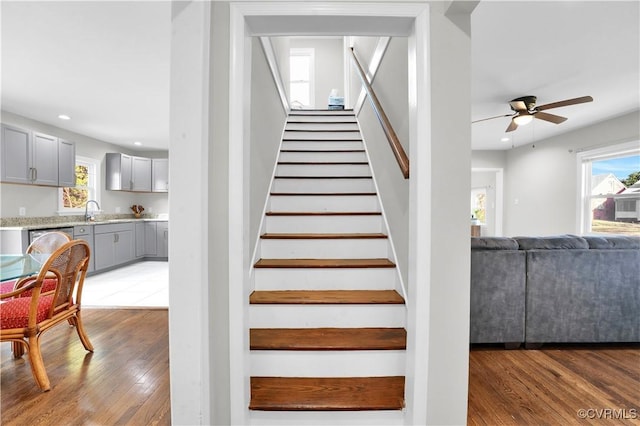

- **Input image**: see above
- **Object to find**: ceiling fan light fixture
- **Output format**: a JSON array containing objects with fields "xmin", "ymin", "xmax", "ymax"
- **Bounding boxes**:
[{"xmin": 513, "ymin": 114, "xmax": 533, "ymax": 126}]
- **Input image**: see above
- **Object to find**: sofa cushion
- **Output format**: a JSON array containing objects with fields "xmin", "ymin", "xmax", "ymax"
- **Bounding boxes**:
[
  {"xmin": 471, "ymin": 237, "xmax": 519, "ymax": 250},
  {"xmin": 583, "ymin": 235, "xmax": 640, "ymax": 250},
  {"xmin": 515, "ymin": 235, "xmax": 589, "ymax": 250}
]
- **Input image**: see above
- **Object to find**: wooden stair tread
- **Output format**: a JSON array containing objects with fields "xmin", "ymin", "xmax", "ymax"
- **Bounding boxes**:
[
  {"xmin": 254, "ymin": 258, "xmax": 395, "ymax": 269},
  {"xmin": 249, "ymin": 290, "xmax": 404, "ymax": 304},
  {"xmin": 250, "ymin": 327, "xmax": 406, "ymax": 350},
  {"xmin": 249, "ymin": 376, "xmax": 405, "ymax": 411},
  {"xmin": 261, "ymin": 233, "xmax": 387, "ymax": 239},
  {"xmin": 266, "ymin": 211, "xmax": 381, "ymax": 216}
]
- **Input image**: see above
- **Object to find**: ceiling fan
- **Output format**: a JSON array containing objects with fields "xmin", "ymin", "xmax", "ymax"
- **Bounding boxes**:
[{"xmin": 473, "ymin": 95, "xmax": 594, "ymax": 132}]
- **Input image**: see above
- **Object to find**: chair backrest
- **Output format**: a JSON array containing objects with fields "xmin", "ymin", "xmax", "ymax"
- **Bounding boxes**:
[
  {"xmin": 27, "ymin": 231, "xmax": 72, "ymax": 255},
  {"xmin": 35, "ymin": 239, "xmax": 90, "ymax": 318}
]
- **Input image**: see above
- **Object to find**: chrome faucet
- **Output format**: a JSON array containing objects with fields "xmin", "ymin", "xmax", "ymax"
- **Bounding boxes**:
[{"xmin": 85, "ymin": 200, "xmax": 100, "ymax": 222}]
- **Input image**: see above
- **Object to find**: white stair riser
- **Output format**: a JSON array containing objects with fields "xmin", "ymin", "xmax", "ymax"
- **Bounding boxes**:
[
  {"xmin": 272, "ymin": 178, "xmax": 375, "ymax": 193},
  {"xmin": 276, "ymin": 164, "xmax": 371, "ymax": 177},
  {"xmin": 250, "ymin": 350, "xmax": 405, "ymax": 377},
  {"xmin": 289, "ymin": 111, "xmax": 355, "ymax": 117},
  {"xmin": 249, "ymin": 410, "xmax": 404, "ymax": 426},
  {"xmin": 284, "ymin": 131, "xmax": 361, "ymax": 140},
  {"xmin": 265, "ymin": 215, "xmax": 384, "ymax": 234},
  {"xmin": 269, "ymin": 195, "xmax": 379, "ymax": 212},
  {"xmin": 259, "ymin": 238, "xmax": 389, "ymax": 259},
  {"xmin": 286, "ymin": 122, "xmax": 359, "ymax": 131},
  {"xmin": 253, "ymin": 268, "xmax": 397, "ymax": 291},
  {"xmin": 278, "ymin": 151, "xmax": 367, "ymax": 162},
  {"xmin": 281, "ymin": 141, "xmax": 363, "ymax": 151},
  {"xmin": 250, "ymin": 305, "xmax": 406, "ymax": 328}
]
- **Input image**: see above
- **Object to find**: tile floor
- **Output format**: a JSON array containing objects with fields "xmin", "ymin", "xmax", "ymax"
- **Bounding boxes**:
[{"xmin": 82, "ymin": 261, "xmax": 168, "ymax": 308}]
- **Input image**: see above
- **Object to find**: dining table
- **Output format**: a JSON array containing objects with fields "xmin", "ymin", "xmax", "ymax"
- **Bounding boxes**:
[{"xmin": 0, "ymin": 253, "xmax": 49, "ymax": 283}]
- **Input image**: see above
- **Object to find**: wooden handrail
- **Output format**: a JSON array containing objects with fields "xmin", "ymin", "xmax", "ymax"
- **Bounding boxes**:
[{"xmin": 350, "ymin": 47, "xmax": 409, "ymax": 179}]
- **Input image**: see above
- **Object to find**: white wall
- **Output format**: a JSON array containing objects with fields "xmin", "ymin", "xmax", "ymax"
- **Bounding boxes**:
[
  {"xmin": 504, "ymin": 110, "xmax": 640, "ymax": 236},
  {"xmin": 354, "ymin": 36, "xmax": 410, "ymax": 288},
  {"xmin": 289, "ymin": 37, "xmax": 344, "ymax": 109},
  {"xmin": 250, "ymin": 37, "xmax": 287, "ymax": 246},
  {"xmin": 0, "ymin": 111, "xmax": 168, "ymax": 218}
]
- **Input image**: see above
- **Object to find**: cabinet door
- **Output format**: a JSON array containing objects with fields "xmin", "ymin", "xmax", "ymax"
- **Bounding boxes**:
[
  {"xmin": 94, "ymin": 233, "xmax": 116, "ymax": 270},
  {"xmin": 145, "ymin": 222, "xmax": 157, "ymax": 256},
  {"xmin": 32, "ymin": 132, "xmax": 59, "ymax": 186},
  {"xmin": 114, "ymin": 230, "xmax": 134, "ymax": 265},
  {"xmin": 1, "ymin": 124, "xmax": 31, "ymax": 184},
  {"xmin": 152, "ymin": 158, "xmax": 169, "ymax": 192},
  {"xmin": 135, "ymin": 222, "xmax": 146, "ymax": 258},
  {"xmin": 131, "ymin": 156, "xmax": 151, "ymax": 191},
  {"xmin": 156, "ymin": 222, "xmax": 168, "ymax": 258},
  {"xmin": 58, "ymin": 139, "xmax": 76, "ymax": 187}
]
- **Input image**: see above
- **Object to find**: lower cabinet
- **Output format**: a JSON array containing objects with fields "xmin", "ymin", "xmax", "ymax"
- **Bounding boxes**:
[
  {"xmin": 156, "ymin": 222, "xmax": 168, "ymax": 258},
  {"xmin": 73, "ymin": 225, "xmax": 95, "ymax": 272},
  {"xmin": 94, "ymin": 223, "xmax": 134, "ymax": 271}
]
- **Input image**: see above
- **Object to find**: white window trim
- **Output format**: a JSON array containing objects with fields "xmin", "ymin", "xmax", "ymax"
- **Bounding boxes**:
[
  {"xmin": 57, "ymin": 155, "xmax": 101, "ymax": 216},
  {"xmin": 576, "ymin": 140, "xmax": 640, "ymax": 234},
  {"xmin": 289, "ymin": 47, "xmax": 315, "ymax": 108}
]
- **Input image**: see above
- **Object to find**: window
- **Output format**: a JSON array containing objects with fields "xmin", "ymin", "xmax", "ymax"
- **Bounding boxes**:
[
  {"xmin": 289, "ymin": 48, "xmax": 314, "ymax": 108},
  {"xmin": 58, "ymin": 156, "xmax": 100, "ymax": 214},
  {"xmin": 470, "ymin": 188, "xmax": 486, "ymax": 223},
  {"xmin": 578, "ymin": 141, "xmax": 640, "ymax": 235}
]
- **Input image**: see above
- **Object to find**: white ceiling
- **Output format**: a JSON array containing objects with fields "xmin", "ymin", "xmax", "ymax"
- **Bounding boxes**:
[{"xmin": 1, "ymin": 2, "xmax": 638, "ymax": 152}]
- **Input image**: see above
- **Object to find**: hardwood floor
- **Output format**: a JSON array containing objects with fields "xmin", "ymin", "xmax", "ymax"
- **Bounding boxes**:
[
  {"xmin": 1, "ymin": 309, "xmax": 170, "ymax": 426},
  {"xmin": 3, "ymin": 309, "xmax": 638, "ymax": 425},
  {"xmin": 468, "ymin": 343, "xmax": 640, "ymax": 425}
]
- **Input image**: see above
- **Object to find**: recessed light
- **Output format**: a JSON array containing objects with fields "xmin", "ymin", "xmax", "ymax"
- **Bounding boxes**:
[
  {"xmin": 501, "ymin": 137, "xmax": 510, "ymax": 142},
  {"xmin": 58, "ymin": 114, "xmax": 71, "ymax": 120},
  {"xmin": 133, "ymin": 141, "xmax": 142, "ymax": 146}
]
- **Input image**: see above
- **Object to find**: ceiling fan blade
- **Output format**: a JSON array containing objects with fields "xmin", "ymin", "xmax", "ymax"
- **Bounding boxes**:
[
  {"xmin": 534, "ymin": 111, "xmax": 568, "ymax": 124},
  {"xmin": 505, "ymin": 119, "xmax": 518, "ymax": 132},
  {"xmin": 472, "ymin": 113, "xmax": 513, "ymax": 124},
  {"xmin": 536, "ymin": 95, "xmax": 593, "ymax": 111},
  {"xmin": 509, "ymin": 100, "xmax": 527, "ymax": 111}
]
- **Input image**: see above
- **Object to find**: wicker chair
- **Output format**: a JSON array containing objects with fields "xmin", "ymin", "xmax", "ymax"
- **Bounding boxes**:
[
  {"xmin": 0, "ymin": 231, "xmax": 72, "ymax": 358},
  {"xmin": 0, "ymin": 239, "xmax": 94, "ymax": 391}
]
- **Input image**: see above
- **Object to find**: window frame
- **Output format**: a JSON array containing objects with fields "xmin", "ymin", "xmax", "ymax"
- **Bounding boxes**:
[
  {"xmin": 289, "ymin": 48, "xmax": 315, "ymax": 108},
  {"xmin": 576, "ymin": 140, "xmax": 640, "ymax": 234},
  {"xmin": 57, "ymin": 155, "xmax": 101, "ymax": 215}
]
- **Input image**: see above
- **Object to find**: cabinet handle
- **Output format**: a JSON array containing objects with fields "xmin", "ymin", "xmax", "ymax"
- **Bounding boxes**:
[
  {"xmin": 114, "ymin": 233, "xmax": 119, "ymax": 243},
  {"xmin": 164, "ymin": 230, "xmax": 168, "ymax": 240}
]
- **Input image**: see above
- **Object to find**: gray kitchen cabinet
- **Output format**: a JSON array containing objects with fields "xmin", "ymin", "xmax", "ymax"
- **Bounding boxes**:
[
  {"xmin": 152, "ymin": 158, "xmax": 169, "ymax": 192},
  {"xmin": 0, "ymin": 124, "xmax": 75, "ymax": 187},
  {"xmin": 105, "ymin": 153, "xmax": 132, "ymax": 191},
  {"xmin": 106, "ymin": 153, "xmax": 151, "ymax": 192},
  {"xmin": 131, "ymin": 156, "xmax": 152, "ymax": 191},
  {"xmin": 32, "ymin": 132, "xmax": 59, "ymax": 186},
  {"xmin": 145, "ymin": 222, "xmax": 158, "ymax": 256},
  {"xmin": 135, "ymin": 222, "xmax": 145, "ymax": 258},
  {"xmin": 156, "ymin": 222, "xmax": 168, "ymax": 258},
  {"xmin": 1, "ymin": 124, "xmax": 31, "ymax": 184},
  {"xmin": 73, "ymin": 225, "xmax": 95, "ymax": 272},
  {"xmin": 58, "ymin": 139, "xmax": 76, "ymax": 187},
  {"xmin": 94, "ymin": 222, "xmax": 134, "ymax": 271}
]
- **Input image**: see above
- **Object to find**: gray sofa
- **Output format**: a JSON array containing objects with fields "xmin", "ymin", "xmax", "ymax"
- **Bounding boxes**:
[{"xmin": 470, "ymin": 234, "xmax": 640, "ymax": 347}]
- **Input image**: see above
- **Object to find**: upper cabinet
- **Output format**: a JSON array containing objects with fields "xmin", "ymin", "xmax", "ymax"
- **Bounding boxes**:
[
  {"xmin": 1, "ymin": 124, "xmax": 75, "ymax": 187},
  {"xmin": 152, "ymin": 158, "xmax": 168, "ymax": 192},
  {"xmin": 106, "ymin": 153, "xmax": 166, "ymax": 193}
]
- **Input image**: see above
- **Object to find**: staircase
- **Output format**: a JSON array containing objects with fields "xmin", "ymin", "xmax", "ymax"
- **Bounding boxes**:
[{"xmin": 249, "ymin": 110, "xmax": 406, "ymax": 424}]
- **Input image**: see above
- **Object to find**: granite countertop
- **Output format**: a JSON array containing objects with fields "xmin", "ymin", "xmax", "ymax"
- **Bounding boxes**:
[{"xmin": 0, "ymin": 214, "xmax": 168, "ymax": 231}]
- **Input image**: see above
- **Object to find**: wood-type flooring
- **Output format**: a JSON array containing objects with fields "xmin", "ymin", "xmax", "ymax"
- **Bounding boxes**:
[{"xmin": 2, "ymin": 309, "xmax": 638, "ymax": 425}]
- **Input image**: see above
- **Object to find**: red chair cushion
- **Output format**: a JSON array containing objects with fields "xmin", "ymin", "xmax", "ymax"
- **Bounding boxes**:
[
  {"xmin": 0, "ymin": 295, "xmax": 54, "ymax": 329},
  {"xmin": 0, "ymin": 281, "xmax": 16, "ymax": 294}
]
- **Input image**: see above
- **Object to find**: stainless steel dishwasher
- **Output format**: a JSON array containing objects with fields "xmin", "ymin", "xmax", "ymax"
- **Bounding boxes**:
[{"xmin": 28, "ymin": 227, "xmax": 74, "ymax": 245}]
